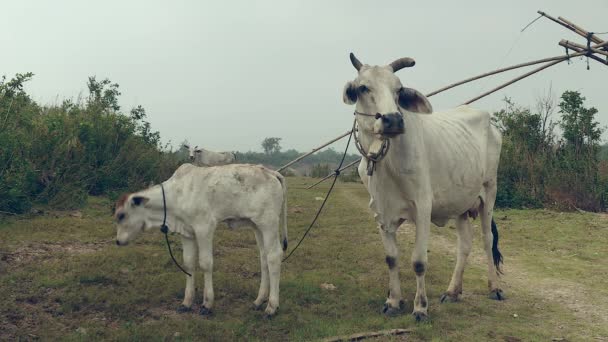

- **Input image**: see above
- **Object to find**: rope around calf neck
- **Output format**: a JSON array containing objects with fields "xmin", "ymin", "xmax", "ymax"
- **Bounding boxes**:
[
  {"xmin": 160, "ymin": 183, "xmax": 192, "ymax": 277},
  {"xmin": 282, "ymin": 120, "xmax": 355, "ymax": 262}
]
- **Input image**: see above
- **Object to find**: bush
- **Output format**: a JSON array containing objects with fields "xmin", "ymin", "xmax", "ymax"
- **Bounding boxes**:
[{"xmin": 0, "ymin": 74, "xmax": 180, "ymax": 213}]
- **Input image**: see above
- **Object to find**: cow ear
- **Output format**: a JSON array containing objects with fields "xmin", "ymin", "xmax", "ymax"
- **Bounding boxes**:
[
  {"xmin": 131, "ymin": 196, "xmax": 149, "ymax": 207},
  {"xmin": 343, "ymin": 81, "xmax": 358, "ymax": 105},
  {"xmin": 398, "ymin": 87, "xmax": 433, "ymax": 114}
]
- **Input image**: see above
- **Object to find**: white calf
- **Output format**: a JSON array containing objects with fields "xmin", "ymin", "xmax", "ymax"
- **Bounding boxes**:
[{"xmin": 114, "ymin": 163, "xmax": 288, "ymax": 317}]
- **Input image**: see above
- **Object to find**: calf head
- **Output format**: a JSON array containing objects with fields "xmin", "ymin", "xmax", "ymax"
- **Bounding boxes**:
[
  {"xmin": 343, "ymin": 53, "xmax": 432, "ymax": 137},
  {"xmin": 114, "ymin": 193, "xmax": 152, "ymax": 245}
]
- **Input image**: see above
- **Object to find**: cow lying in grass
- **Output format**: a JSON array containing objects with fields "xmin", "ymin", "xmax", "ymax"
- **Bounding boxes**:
[
  {"xmin": 182, "ymin": 144, "xmax": 236, "ymax": 166},
  {"xmin": 114, "ymin": 163, "xmax": 288, "ymax": 317}
]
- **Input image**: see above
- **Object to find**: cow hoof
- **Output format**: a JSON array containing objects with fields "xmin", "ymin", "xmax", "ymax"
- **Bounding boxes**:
[
  {"xmin": 489, "ymin": 289, "xmax": 505, "ymax": 301},
  {"xmin": 253, "ymin": 299, "xmax": 267, "ymax": 311},
  {"xmin": 440, "ymin": 292, "xmax": 460, "ymax": 303},
  {"xmin": 176, "ymin": 305, "xmax": 192, "ymax": 313},
  {"xmin": 199, "ymin": 306, "xmax": 213, "ymax": 316},
  {"xmin": 412, "ymin": 311, "xmax": 429, "ymax": 322},
  {"xmin": 264, "ymin": 307, "xmax": 278, "ymax": 319},
  {"xmin": 382, "ymin": 300, "xmax": 405, "ymax": 316}
]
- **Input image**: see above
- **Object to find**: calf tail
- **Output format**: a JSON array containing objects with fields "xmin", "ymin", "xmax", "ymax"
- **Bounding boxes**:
[
  {"xmin": 276, "ymin": 174, "xmax": 288, "ymax": 252},
  {"xmin": 491, "ymin": 217, "xmax": 504, "ymax": 275}
]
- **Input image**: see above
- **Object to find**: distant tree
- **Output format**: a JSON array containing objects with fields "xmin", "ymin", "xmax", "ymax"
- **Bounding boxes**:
[
  {"xmin": 558, "ymin": 90, "xmax": 602, "ymax": 155},
  {"xmin": 262, "ymin": 137, "xmax": 282, "ymax": 155}
]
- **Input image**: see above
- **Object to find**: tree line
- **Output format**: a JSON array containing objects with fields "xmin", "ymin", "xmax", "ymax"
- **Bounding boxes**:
[{"xmin": 0, "ymin": 74, "xmax": 605, "ymax": 214}]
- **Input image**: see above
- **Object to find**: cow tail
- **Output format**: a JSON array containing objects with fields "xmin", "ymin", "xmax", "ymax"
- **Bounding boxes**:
[
  {"xmin": 491, "ymin": 217, "xmax": 504, "ymax": 275},
  {"xmin": 276, "ymin": 173, "xmax": 288, "ymax": 252}
]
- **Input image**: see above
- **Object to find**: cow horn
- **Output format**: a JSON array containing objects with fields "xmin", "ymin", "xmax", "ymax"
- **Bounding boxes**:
[
  {"xmin": 389, "ymin": 57, "xmax": 416, "ymax": 72},
  {"xmin": 350, "ymin": 53, "xmax": 363, "ymax": 71}
]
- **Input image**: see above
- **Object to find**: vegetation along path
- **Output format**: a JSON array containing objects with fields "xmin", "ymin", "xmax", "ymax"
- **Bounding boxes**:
[{"xmin": 1, "ymin": 178, "xmax": 607, "ymax": 341}]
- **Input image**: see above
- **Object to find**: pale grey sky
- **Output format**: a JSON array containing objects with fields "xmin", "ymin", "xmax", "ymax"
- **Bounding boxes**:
[{"xmin": 2, "ymin": 0, "xmax": 606, "ymax": 152}]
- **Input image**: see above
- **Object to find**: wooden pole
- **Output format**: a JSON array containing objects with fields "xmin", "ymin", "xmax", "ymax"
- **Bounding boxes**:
[
  {"xmin": 425, "ymin": 51, "xmax": 587, "ymax": 98},
  {"xmin": 558, "ymin": 41, "xmax": 608, "ymax": 65},
  {"xmin": 538, "ymin": 11, "xmax": 604, "ymax": 45},
  {"xmin": 560, "ymin": 39, "xmax": 608, "ymax": 58},
  {"xmin": 557, "ymin": 16, "xmax": 604, "ymax": 45},
  {"xmin": 462, "ymin": 58, "xmax": 567, "ymax": 105},
  {"xmin": 306, "ymin": 158, "xmax": 362, "ymax": 189},
  {"xmin": 276, "ymin": 130, "xmax": 352, "ymax": 172}
]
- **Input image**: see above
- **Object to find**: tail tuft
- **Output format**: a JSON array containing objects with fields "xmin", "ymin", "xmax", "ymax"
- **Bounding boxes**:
[{"xmin": 491, "ymin": 217, "xmax": 504, "ymax": 275}]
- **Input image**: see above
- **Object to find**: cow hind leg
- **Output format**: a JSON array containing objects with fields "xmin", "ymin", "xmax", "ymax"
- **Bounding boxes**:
[
  {"xmin": 480, "ymin": 196, "xmax": 505, "ymax": 300},
  {"xmin": 253, "ymin": 229, "xmax": 270, "ymax": 310},
  {"xmin": 441, "ymin": 213, "xmax": 473, "ymax": 303},
  {"xmin": 378, "ymin": 225, "xmax": 405, "ymax": 316},
  {"xmin": 258, "ymin": 218, "xmax": 282, "ymax": 318}
]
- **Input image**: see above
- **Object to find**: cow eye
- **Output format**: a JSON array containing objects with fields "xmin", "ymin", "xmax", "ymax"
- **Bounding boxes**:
[
  {"xmin": 358, "ymin": 85, "xmax": 369, "ymax": 94},
  {"xmin": 195, "ymin": 149, "xmax": 202, "ymax": 153},
  {"xmin": 117, "ymin": 213, "xmax": 126, "ymax": 222}
]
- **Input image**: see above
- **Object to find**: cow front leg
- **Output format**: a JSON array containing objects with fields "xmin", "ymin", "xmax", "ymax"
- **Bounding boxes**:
[
  {"xmin": 412, "ymin": 210, "xmax": 431, "ymax": 321},
  {"xmin": 253, "ymin": 230, "xmax": 270, "ymax": 310},
  {"xmin": 378, "ymin": 226, "xmax": 404, "ymax": 316},
  {"xmin": 177, "ymin": 236, "xmax": 197, "ymax": 313},
  {"xmin": 441, "ymin": 213, "xmax": 473, "ymax": 303},
  {"xmin": 196, "ymin": 230, "xmax": 215, "ymax": 316}
]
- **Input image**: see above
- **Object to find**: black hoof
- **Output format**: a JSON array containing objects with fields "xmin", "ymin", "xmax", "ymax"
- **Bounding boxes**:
[
  {"xmin": 199, "ymin": 306, "xmax": 213, "ymax": 316},
  {"xmin": 489, "ymin": 289, "xmax": 505, "ymax": 301},
  {"xmin": 264, "ymin": 307, "xmax": 278, "ymax": 319},
  {"xmin": 412, "ymin": 311, "xmax": 428, "ymax": 322},
  {"xmin": 176, "ymin": 305, "xmax": 192, "ymax": 313},
  {"xmin": 440, "ymin": 292, "xmax": 459, "ymax": 303},
  {"xmin": 382, "ymin": 300, "xmax": 405, "ymax": 316}
]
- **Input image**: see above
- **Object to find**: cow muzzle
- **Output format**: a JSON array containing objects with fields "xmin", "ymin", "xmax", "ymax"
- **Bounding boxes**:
[{"xmin": 373, "ymin": 112, "xmax": 405, "ymax": 137}]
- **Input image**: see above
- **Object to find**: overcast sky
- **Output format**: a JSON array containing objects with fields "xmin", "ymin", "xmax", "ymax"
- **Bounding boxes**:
[{"xmin": 2, "ymin": 0, "xmax": 606, "ymax": 153}]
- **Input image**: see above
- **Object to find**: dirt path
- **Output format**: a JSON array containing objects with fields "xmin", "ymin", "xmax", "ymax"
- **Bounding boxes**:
[{"xmin": 340, "ymin": 186, "xmax": 608, "ymax": 335}]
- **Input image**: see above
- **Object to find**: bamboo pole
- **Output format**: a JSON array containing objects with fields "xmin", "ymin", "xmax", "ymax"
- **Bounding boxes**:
[
  {"xmin": 560, "ymin": 39, "xmax": 608, "ymax": 58},
  {"xmin": 557, "ymin": 16, "xmax": 604, "ymax": 45},
  {"xmin": 462, "ymin": 58, "xmax": 567, "ymax": 105},
  {"xmin": 425, "ymin": 51, "xmax": 586, "ymax": 98},
  {"xmin": 276, "ymin": 130, "xmax": 352, "ymax": 172},
  {"xmin": 558, "ymin": 41, "xmax": 608, "ymax": 65},
  {"xmin": 538, "ymin": 11, "xmax": 604, "ymax": 45},
  {"xmin": 306, "ymin": 158, "xmax": 362, "ymax": 189}
]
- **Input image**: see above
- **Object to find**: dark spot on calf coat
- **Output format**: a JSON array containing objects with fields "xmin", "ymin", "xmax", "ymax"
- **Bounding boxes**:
[
  {"xmin": 385, "ymin": 256, "xmax": 396, "ymax": 269},
  {"xmin": 413, "ymin": 261, "xmax": 425, "ymax": 275}
]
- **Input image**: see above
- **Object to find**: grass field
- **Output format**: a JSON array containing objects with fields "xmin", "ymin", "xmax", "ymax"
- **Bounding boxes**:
[{"xmin": 1, "ymin": 177, "xmax": 607, "ymax": 341}]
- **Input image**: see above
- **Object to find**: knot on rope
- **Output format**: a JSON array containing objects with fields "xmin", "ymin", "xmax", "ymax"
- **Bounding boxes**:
[{"xmin": 160, "ymin": 224, "xmax": 169, "ymax": 234}]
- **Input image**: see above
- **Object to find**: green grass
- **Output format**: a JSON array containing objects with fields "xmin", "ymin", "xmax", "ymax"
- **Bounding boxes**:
[{"xmin": 1, "ymin": 177, "xmax": 607, "ymax": 341}]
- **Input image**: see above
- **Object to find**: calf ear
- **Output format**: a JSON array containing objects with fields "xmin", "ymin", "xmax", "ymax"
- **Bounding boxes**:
[
  {"xmin": 398, "ymin": 87, "xmax": 433, "ymax": 114},
  {"xmin": 343, "ymin": 81, "xmax": 358, "ymax": 105},
  {"xmin": 131, "ymin": 196, "xmax": 149, "ymax": 207}
]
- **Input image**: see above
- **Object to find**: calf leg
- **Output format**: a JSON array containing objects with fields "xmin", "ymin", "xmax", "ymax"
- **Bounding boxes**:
[
  {"xmin": 253, "ymin": 229, "xmax": 270, "ymax": 310},
  {"xmin": 441, "ymin": 214, "xmax": 473, "ymax": 303},
  {"xmin": 378, "ymin": 226, "xmax": 404, "ymax": 315},
  {"xmin": 177, "ymin": 236, "xmax": 197, "ymax": 313},
  {"xmin": 196, "ymin": 228, "xmax": 215, "ymax": 315},
  {"xmin": 412, "ymin": 208, "xmax": 431, "ymax": 321},
  {"xmin": 261, "ymin": 224, "xmax": 282, "ymax": 317}
]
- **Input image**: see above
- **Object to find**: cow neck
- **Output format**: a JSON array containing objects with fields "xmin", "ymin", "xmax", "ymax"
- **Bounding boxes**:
[
  {"xmin": 139, "ymin": 184, "xmax": 180, "ymax": 233},
  {"xmin": 357, "ymin": 110, "xmax": 421, "ymax": 176}
]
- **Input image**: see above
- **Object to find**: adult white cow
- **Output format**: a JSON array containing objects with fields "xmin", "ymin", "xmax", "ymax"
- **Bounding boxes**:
[
  {"xmin": 183, "ymin": 144, "xmax": 236, "ymax": 166},
  {"xmin": 114, "ymin": 163, "xmax": 288, "ymax": 317},
  {"xmin": 343, "ymin": 53, "xmax": 503, "ymax": 321}
]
